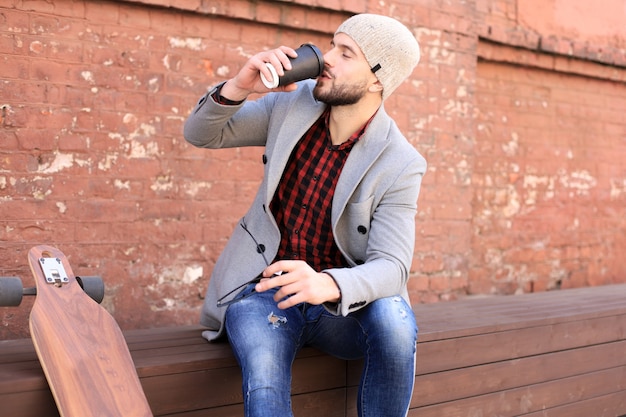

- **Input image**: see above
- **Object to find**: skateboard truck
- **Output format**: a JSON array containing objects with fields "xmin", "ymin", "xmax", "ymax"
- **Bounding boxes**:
[
  {"xmin": 0, "ymin": 275, "xmax": 105, "ymax": 306},
  {"xmin": 38, "ymin": 257, "xmax": 70, "ymax": 286}
]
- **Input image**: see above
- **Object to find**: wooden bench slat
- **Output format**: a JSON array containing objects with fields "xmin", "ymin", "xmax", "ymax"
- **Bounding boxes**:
[
  {"xmin": 1, "ymin": 389, "xmax": 58, "ymax": 417},
  {"xmin": 411, "ymin": 340, "xmax": 626, "ymax": 408},
  {"xmin": 160, "ymin": 389, "xmax": 348, "ymax": 417},
  {"xmin": 0, "ymin": 339, "xmax": 36, "ymax": 362},
  {"xmin": 409, "ymin": 366, "xmax": 626, "ymax": 417},
  {"xmin": 415, "ymin": 284, "xmax": 626, "ymax": 340},
  {"xmin": 125, "ymin": 325, "xmax": 207, "ymax": 348},
  {"xmin": 521, "ymin": 391, "xmax": 626, "ymax": 417},
  {"xmin": 142, "ymin": 355, "xmax": 347, "ymax": 415},
  {"xmin": 414, "ymin": 313, "xmax": 626, "ymax": 375}
]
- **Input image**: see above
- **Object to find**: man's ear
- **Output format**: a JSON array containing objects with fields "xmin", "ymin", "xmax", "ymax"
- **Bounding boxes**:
[{"xmin": 368, "ymin": 80, "xmax": 383, "ymax": 94}]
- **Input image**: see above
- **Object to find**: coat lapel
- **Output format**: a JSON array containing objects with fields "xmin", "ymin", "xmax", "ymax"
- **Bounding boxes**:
[{"xmin": 332, "ymin": 106, "xmax": 391, "ymax": 223}]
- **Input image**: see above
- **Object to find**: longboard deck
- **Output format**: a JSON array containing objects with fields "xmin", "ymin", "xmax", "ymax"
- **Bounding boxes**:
[{"xmin": 27, "ymin": 245, "xmax": 152, "ymax": 417}]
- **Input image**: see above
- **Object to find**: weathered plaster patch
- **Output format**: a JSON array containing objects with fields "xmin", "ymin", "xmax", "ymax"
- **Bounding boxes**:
[
  {"xmin": 549, "ymin": 259, "xmax": 567, "ymax": 284},
  {"xmin": 449, "ymin": 159, "xmax": 471, "ymax": 186},
  {"xmin": 443, "ymin": 98, "xmax": 470, "ymax": 116},
  {"xmin": 216, "ymin": 65, "xmax": 230, "ymax": 77},
  {"xmin": 160, "ymin": 299, "xmax": 176, "ymax": 309},
  {"xmin": 609, "ymin": 178, "xmax": 626, "ymax": 199},
  {"xmin": 81, "ymin": 71, "xmax": 95, "ymax": 84},
  {"xmin": 109, "ymin": 119, "xmax": 160, "ymax": 159},
  {"xmin": 148, "ymin": 77, "xmax": 160, "ymax": 93},
  {"xmin": 153, "ymin": 264, "xmax": 201, "ymax": 286},
  {"xmin": 98, "ymin": 153, "xmax": 118, "ymax": 171},
  {"xmin": 74, "ymin": 156, "xmax": 91, "ymax": 169},
  {"xmin": 129, "ymin": 138, "xmax": 159, "ymax": 158},
  {"xmin": 38, "ymin": 152, "xmax": 74, "ymax": 173},
  {"xmin": 558, "ymin": 169, "xmax": 597, "ymax": 196},
  {"xmin": 184, "ymin": 181, "xmax": 212, "ymax": 197},
  {"xmin": 151, "ymin": 175, "xmax": 174, "ymax": 192},
  {"xmin": 501, "ymin": 185, "xmax": 521, "ymax": 218},
  {"xmin": 182, "ymin": 266, "xmax": 203, "ymax": 285},
  {"xmin": 29, "ymin": 40, "xmax": 43, "ymax": 54},
  {"xmin": 146, "ymin": 264, "xmax": 204, "ymax": 311},
  {"xmin": 32, "ymin": 184, "xmax": 51, "ymax": 200},
  {"xmin": 429, "ymin": 46, "xmax": 455, "ymax": 65},
  {"xmin": 523, "ymin": 174, "xmax": 555, "ymax": 205},
  {"xmin": 114, "ymin": 179, "xmax": 130, "ymax": 190},
  {"xmin": 162, "ymin": 54, "xmax": 171, "ymax": 70},
  {"xmin": 502, "ymin": 133, "xmax": 519, "ymax": 156},
  {"xmin": 236, "ymin": 46, "xmax": 251, "ymax": 58},
  {"xmin": 168, "ymin": 36, "xmax": 203, "ymax": 51},
  {"xmin": 56, "ymin": 202, "xmax": 67, "ymax": 214}
]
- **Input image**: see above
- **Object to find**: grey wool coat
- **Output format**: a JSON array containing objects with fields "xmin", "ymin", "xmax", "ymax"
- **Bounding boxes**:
[{"xmin": 183, "ymin": 80, "xmax": 427, "ymax": 341}]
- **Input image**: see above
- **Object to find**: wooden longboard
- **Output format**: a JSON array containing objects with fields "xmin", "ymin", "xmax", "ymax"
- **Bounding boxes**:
[{"xmin": 27, "ymin": 245, "xmax": 152, "ymax": 417}]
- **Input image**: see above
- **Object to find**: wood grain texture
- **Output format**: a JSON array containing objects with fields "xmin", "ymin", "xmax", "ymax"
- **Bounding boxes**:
[{"xmin": 27, "ymin": 245, "xmax": 152, "ymax": 417}]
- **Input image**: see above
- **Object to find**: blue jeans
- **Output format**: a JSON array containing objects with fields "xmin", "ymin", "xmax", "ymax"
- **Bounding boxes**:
[{"xmin": 224, "ymin": 285, "xmax": 418, "ymax": 417}]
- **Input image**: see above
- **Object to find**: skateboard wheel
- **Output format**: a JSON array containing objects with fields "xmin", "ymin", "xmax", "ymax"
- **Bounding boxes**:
[
  {"xmin": 0, "ymin": 277, "xmax": 24, "ymax": 306},
  {"xmin": 76, "ymin": 276, "xmax": 105, "ymax": 304}
]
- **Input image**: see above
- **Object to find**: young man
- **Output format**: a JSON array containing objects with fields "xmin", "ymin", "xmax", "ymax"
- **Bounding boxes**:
[{"xmin": 184, "ymin": 13, "xmax": 426, "ymax": 417}]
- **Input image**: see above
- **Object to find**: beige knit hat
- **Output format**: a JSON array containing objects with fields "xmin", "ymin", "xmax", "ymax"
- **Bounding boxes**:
[{"xmin": 336, "ymin": 14, "xmax": 420, "ymax": 101}]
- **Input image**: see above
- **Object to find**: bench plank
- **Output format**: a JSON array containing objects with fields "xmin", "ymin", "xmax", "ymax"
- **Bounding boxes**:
[
  {"xmin": 410, "ymin": 366, "xmax": 626, "ymax": 417},
  {"xmin": 414, "ymin": 284, "xmax": 626, "ymax": 341},
  {"xmin": 414, "ymin": 313, "xmax": 626, "ymax": 375},
  {"xmin": 522, "ymin": 391, "xmax": 626, "ymax": 417},
  {"xmin": 141, "ymin": 354, "xmax": 346, "ymax": 415},
  {"xmin": 412, "ymin": 341, "xmax": 626, "ymax": 408}
]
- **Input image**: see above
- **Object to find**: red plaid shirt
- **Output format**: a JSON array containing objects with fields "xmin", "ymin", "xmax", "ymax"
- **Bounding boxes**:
[
  {"xmin": 213, "ymin": 87, "xmax": 367, "ymax": 271},
  {"xmin": 271, "ymin": 108, "xmax": 365, "ymax": 271}
]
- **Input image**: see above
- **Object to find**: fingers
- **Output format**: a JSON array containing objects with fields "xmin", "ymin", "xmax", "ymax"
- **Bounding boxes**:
[
  {"xmin": 235, "ymin": 46, "xmax": 298, "ymax": 93},
  {"xmin": 255, "ymin": 260, "xmax": 293, "ymax": 292},
  {"xmin": 262, "ymin": 259, "xmax": 292, "ymax": 278},
  {"xmin": 256, "ymin": 47, "xmax": 295, "ymax": 77},
  {"xmin": 254, "ymin": 261, "xmax": 340, "ymax": 309}
]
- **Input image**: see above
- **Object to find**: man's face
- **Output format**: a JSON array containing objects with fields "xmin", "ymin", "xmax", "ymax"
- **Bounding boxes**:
[{"xmin": 313, "ymin": 33, "xmax": 379, "ymax": 106}]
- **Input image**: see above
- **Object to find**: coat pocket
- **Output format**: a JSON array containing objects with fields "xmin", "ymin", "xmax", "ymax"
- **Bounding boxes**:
[{"xmin": 339, "ymin": 196, "xmax": 375, "ymax": 263}]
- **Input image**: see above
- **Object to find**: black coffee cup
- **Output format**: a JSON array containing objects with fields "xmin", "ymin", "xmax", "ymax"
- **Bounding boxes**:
[{"xmin": 261, "ymin": 44, "xmax": 324, "ymax": 88}]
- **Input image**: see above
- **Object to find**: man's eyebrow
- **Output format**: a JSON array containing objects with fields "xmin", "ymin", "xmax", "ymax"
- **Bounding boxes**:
[{"xmin": 330, "ymin": 39, "xmax": 358, "ymax": 56}]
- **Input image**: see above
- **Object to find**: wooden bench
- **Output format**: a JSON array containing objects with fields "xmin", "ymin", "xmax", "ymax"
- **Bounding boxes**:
[{"xmin": 1, "ymin": 284, "xmax": 625, "ymax": 416}]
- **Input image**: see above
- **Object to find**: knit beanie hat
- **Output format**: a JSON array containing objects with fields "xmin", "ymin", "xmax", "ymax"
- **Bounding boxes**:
[{"xmin": 336, "ymin": 14, "xmax": 420, "ymax": 101}]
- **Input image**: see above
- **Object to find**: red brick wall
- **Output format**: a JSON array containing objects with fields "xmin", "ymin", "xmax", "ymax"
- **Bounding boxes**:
[{"xmin": 0, "ymin": 0, "xmax": 624, "ymax": 338}]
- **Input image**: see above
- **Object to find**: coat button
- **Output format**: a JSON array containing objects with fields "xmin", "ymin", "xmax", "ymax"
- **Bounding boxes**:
[
  {"xmin": 357, "ymin": 225, "xmax": 367, "ymax": 234},
  {"xmin": 262, "ymin": 154, "xmax": 268, "ymax": 164},
  {"xmin": 256, "ymin": 244, "xmax": 266, "ymax": 253}
]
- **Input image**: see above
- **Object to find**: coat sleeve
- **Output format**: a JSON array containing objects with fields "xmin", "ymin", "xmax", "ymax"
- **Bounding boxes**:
[
  {"xmin": 183, "ymin": 83, "xmax": 275, "ymax": 149},
  {"xmin": 324, "ymin": 150, "xmax": 426, "ymax": 317}
]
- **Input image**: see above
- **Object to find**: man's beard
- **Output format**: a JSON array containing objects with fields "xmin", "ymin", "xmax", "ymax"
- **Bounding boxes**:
[{"xmin": 313, "ymin": 78, "xmax": 368, "ymax": 106}]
